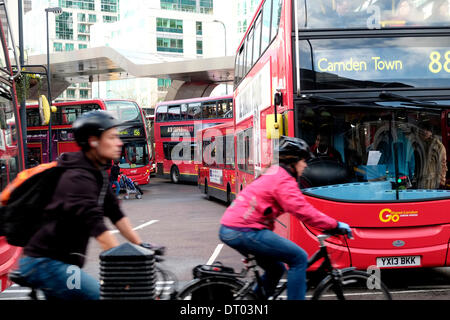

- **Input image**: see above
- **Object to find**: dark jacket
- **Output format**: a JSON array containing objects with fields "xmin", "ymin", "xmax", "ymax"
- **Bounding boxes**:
[
  {"xmin": 24, "ymin": 151, "xmax": 125, "ymax": 267},
  {"xmin": 110, "ymin": 163, "xmax": 120, "ymax": 183}
]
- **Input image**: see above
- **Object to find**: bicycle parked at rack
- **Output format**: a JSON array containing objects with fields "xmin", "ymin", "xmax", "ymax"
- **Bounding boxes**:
[{"xmin": 176, "ymin": 230, "xmax": 392, "ymax": 300}]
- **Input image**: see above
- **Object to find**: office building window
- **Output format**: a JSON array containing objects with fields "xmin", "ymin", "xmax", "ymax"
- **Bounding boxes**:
[
  {"xmin": 80, "ymin": 89, "xmax": 89, "ymax": 99},
  {"xmin": 78, "ymin": 34, "xmax": 88, "ymax": 41},
  {"xmin": 156, "ymin": 37, "xmax": 183, "ymax": 53},
  {"xmin": 66, "ymin": 89, "xmax": 76, "ymax": 99},
  {"xmin": 101, "ymin": 0, "xmax": 118, "ymax": 13},
  {"xmin": 196, "ymin": 40, "xmax": 203, "ymax": 55},
  {"xmin": 156, "ymin": 18, "xmax": 183, "ymax": 33},
  {"xmin": 78, "ymin": 24, "xmax": 90, "ymax": 34},
  {"xmin": 55, "ymin": 12, "xmax": 73, "ymax": 40},
  {"xmin": 160, "ymin": 0, "xmax": 213, "ymax": 14},
  {"xmin": 79, "ymin": 44, "xmax": 87, "ymax": 49},
  {"xmin": 199, "ymin": 0, "xmax": 213, "ymax": 14},
  {"xmin": 196, "ymin": 21, "xmax": 202, "ymax": 35},
  {"xmin": 53, "ymin": 42, "xmax": 63, "ymax": 52},
  {"xmin": 157, "ymin": 78, "xmax": 172, "ymax": 91},
  {"xmin": 103, "ymin": 15, "xmax": 118, "ymax": 23},
  {"xmin": 59, "ymin": 0, "xmax": 95, "ymax": 11},
  {"xmin": 88, "ymin": 14, "xmax": 97, "ymax": 23},
  {"xmin": 65, "ymin": 43, "xmax": 74, "ymax": 51},
  {"xmin": 78, "ymin": 13, "xmax": 86, "ymax": 22}
]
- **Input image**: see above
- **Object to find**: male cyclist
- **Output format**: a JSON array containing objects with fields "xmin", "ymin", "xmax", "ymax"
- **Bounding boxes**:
[
  {"xmin": 16, "ymin": 111, "xmax": 146, "ymax": 300},
  {"xmin": 219, "ymin": 136, "xmax": 352, "ymax": 300}
]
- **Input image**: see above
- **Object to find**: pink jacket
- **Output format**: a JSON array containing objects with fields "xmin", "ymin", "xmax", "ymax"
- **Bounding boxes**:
[{"xmin": 221, "ymin": 165, "xmax": 338, "ymax": 231}]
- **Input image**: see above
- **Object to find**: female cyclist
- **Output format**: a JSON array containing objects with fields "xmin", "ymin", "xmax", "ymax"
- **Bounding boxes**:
[{"xmin": 219, "ymin": 136, "xmax": 352, "ymax": 300}]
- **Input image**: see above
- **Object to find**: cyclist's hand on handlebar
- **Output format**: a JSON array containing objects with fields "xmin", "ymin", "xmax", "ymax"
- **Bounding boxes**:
[
  {"xmin": 140, "ymin": 242, "xmax": 166, "ymax": 256},
  {"xmin": 326, "ymin": 222, "xmax": 353, "ymax": 239},
  {"xmin": 337, "ymin": 222, "xmax": 353, "ymax": 239}
]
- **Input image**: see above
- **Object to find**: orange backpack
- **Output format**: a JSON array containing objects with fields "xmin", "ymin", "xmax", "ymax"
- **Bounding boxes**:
[{"xmin": 0, "ymin": 162, "xmax": 64, "ymax": 247}]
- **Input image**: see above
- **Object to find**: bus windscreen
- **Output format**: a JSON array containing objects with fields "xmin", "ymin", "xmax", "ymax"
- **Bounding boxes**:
[
  {"xmin": 297, "ymin": 104, "xmax": 450, "ymax": 201},
  {"xmin": 298, "ymin": 36, "xmax": 450, "ymax": 90},
  {"xmin": 297, "ymin": 0, "xmax": 450, "ymax": 29},
  {"xmin": 105, "ymin": 100, "xmax": 141, "ymax": 122}
]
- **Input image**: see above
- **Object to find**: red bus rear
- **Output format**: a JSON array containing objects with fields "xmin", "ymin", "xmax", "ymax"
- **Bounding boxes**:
[
  {"xmin": 233, "ymin": 0, "xmax": 450, "ymax": 270},
  {"xmin": 26, "ymin": 99, "xmax": 151, "ymax": 185},
  {"xmin": 197, "ymin": 121, "xmax": 236, "ymax": 204},
  {"xmin": 154, "ymin": 95, "xmax": 233, "ymax": 183}
]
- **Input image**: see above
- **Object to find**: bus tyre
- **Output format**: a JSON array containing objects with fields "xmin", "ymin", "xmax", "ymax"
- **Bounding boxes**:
[
  {"xmin": 170, "ymin": 166, "xmax": 180, "ymax": 184},
  {"xmin": 205, "ymin": 180, "xmax": 211, "ymax": 200},
  {"xmin": 226, "ymin": 185, "xmax": 231, "ymax": 206}
]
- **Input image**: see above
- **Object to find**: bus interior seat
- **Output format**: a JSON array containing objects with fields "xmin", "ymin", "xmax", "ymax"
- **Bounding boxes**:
[{"xmin": 300, "ymin": 157, "xmax": 349, "ymax": 188}]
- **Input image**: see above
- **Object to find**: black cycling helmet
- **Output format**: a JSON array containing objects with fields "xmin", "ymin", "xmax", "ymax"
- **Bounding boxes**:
[
  {"xmin": 72, "ymin": 110, "xmax": 122, "ymax": 150},
  {"xmin": 276, "ymin": 136, "xmax": 314, "ymax": 164}
]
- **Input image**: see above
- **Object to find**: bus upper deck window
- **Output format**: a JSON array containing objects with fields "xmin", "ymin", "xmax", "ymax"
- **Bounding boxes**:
[
  {"xmin": 156, "ymin": 106, "xmax": 168, "ymax": 121},
  {"xmin": 168, "ymin": 105, "xmax": 181, "ymax": 121},
  {"xmin": 188, "ymin": 103, "xmax": 202, "ymax": 119}
]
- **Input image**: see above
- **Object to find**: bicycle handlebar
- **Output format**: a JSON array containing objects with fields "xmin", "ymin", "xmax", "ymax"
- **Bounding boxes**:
[
  {"xmin": 140, "ymin": 243, "xmax": 166, "ymax": 256},
  {"xmin": 324, "ymin": 227, "xmax": 354, "ymax": 239}
]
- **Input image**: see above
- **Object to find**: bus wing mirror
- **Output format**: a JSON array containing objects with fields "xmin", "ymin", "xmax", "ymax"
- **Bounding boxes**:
[
  {"xmin": 274, "ymin": 92, "xmax": 283, "ymax": 106},
  {"xmin": 38, "ymin": 95, "xmax": 50, "ymax": 125},
  {"xmin": 266, "ymin": 114, "xmax": 283, "ymax": 140}
]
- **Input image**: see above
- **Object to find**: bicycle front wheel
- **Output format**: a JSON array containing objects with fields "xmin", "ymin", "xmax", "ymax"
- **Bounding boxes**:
[
  {"xmin": 312, "ymin": 270, "xmax": 392, "ymax": 300},
  {"xmin": 176, "ymin": 276, "xmax": 257, "ymax": 301}
]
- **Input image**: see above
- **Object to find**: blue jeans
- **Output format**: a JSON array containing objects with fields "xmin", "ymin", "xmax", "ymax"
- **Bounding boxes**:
[
  {"xmin": 18, "ymin": 256, "xmax": 100, "ymax": 300},
  {"xmin": 219, "ymin": 225, "xmax": 308, "ymax": 300},
  {"xmin": 111, "ymin": 181, "xmax": 120, "ymax": 196}
]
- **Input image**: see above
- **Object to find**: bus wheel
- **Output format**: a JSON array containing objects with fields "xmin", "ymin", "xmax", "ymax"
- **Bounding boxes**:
[
  {"xmin": 226, "ymin": 185, "xmax": 231, "ymax": 206},
  {"xmin": 170, "ymin": 166, "xmax": 180, "ymax": 184},
  {"xmin": 205, "ymin": 180, "xmax": 211, "ymax": 200}
]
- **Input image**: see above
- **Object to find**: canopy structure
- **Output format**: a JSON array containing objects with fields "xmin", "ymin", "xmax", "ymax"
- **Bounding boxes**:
[{"xmin": 25, "ymin": 46, "xmax": 235, "ymax": 100}]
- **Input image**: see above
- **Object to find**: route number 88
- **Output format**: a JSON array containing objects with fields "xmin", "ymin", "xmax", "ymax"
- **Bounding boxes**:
[{"xmin": 429, "ymin": 51, "xmax": 450, "ymax": 73}]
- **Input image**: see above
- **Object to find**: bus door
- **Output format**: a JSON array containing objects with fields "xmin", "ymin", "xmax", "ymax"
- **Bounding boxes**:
[{"xmin": 27, "ymin": 143, "xmax": 43, "ymax": 165}]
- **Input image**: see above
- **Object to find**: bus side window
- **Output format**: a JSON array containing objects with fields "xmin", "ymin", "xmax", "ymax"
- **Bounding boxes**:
[
  {"xmin": 226, "ymin": 100, "xmax": 233, "ymax": 118},
  {"xmin": 217, "ymin": 101, "xmax": 225, "ymax": 118},
  {"xmin": 168, "ymin": 105, "xmax": 181, "ymax": 121},
  {"xmin": 156, "ymin": 106, "xmax": 168, "ymax": 122},
  {"xmin": 188, "ymin": 103, "xmax": 202, "ymax": 120},
  {"xmin": 203, "ymin": 101, "xmax": 217, "ymax": 119},
  {"xmin": 180, "ymin": 103, "xmax": 188, "ymax": 120}
]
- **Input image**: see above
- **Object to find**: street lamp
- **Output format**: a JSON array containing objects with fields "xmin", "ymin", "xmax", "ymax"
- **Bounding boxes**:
[
  {"xmin": 45, "ymin": 7, "xmax": 62, "ymax": 162},
  {"xmin": 213, "ymin": 19, "xmax": 228, "ymax": 94}
]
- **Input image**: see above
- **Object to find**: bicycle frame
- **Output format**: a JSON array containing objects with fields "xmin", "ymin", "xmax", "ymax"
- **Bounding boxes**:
[{"xmin": 249, "ymin": 234, "xmax": 356, "ymax": 300}]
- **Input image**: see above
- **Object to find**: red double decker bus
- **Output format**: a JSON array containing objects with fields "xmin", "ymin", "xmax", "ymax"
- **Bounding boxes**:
[
  {"xmin": 26, "ymin": 99, "xmax": 151, "ymax": 185},
  {"xmin": 154, "ymin": 95, "xmax": 233, "ymax": 183},
  {"xmin": 0, "ymin": 4, "xmax": 26, "ymax": 292},
  {"xmin": 233, "ymin": 0, "xmax": 450, "ymax": 270},
  {"xmin": 197, "ymin": 121, "xmax": 236, "ymax": 204}
]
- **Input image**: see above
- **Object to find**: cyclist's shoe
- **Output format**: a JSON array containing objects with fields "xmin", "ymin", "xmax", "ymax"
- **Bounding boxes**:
[
  {"xmin": 8, "ymin": 270, "xmax": 33, "ymax": 288},
  {"xmin": 140, "ymin": 242, "xmax": 166, "ymax": 256}
]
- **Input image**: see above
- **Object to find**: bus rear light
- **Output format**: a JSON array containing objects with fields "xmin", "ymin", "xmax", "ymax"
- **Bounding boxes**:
[{"xmin": 305, "ymin": 225, "xmax": 348, "ymax": 247}]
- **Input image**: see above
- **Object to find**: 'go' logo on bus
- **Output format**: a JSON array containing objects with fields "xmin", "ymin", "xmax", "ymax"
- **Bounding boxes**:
[
  {"xmin": 379, "ymin": 208, "xmax": 400, "ymax": 223},
  {"xmin": 428, "ymin": 51, "xmax": 450, "ymax": 74}
]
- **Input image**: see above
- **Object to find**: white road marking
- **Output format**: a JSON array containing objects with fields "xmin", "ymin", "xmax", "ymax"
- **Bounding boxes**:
[
  {"xmin": 111, "ymin": 220, "xmax": 159, "ymax": 234},
  {"xmin": 206, "ymin": 244, "xmax": 224, "ymax": 265}
]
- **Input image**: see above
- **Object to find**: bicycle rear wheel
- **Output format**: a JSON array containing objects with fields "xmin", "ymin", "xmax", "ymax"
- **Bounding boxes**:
[
  {"xmin": 176, "ymin": 276, "xmax": 257, "ymax": 301},
  {"xmin": 312, "ymin": 270, "xmax": 392, "ymax": 300}
]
